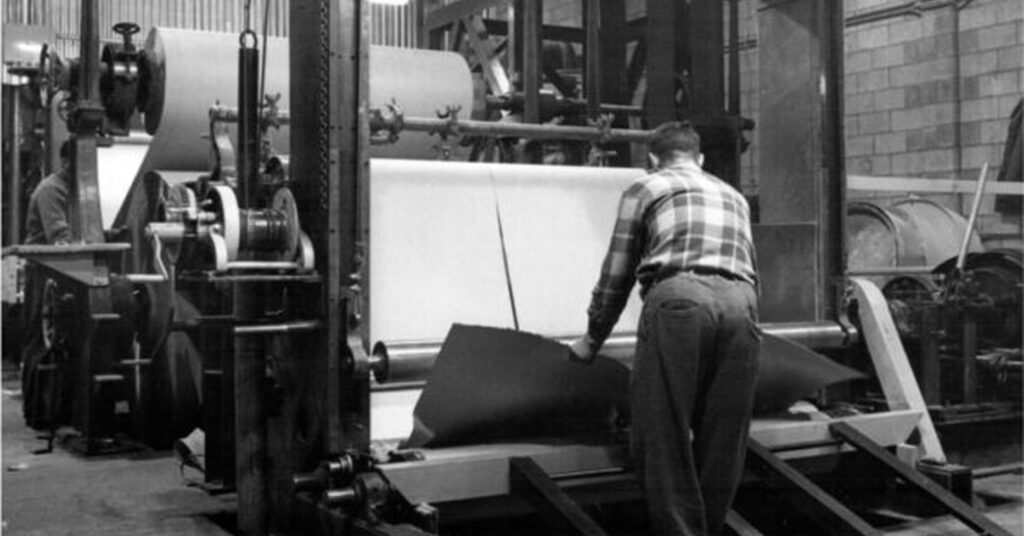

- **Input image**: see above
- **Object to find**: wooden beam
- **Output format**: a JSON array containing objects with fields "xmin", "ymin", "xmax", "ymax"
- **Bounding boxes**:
[
  {"xmin": 746, "ymin": 440, "xmax": 882, "ymax": 536},
  {"xmin": 831, "ymin": 422, "xmax": 1013, "ymax": 536},
  {"xmin": 725, "ymin": 510, "xmax": 765, "ymax": 536},
  {"xmin": 848, "ymin": 174, "xmax": 1024, "ymax": 195},
  {"xmin": 749, "ymin": 409, "xmax": 921, "ymax": 460},
  {"xmin": 465, "ymin": 16, "xmax": 511, "ymax": 95},
  {"xmin": 423, "ymin": 0, "xmax": 507, "ymax": 32},
  {"xmin": 509, "ymin": 457, "xmax": 610, "ymax": 536},
  {"xmin": 850, "ymin": 277, "xmax": 946, "ymax": 462}
]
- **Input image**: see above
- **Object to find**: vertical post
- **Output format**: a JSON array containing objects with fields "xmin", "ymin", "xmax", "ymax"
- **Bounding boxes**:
[
  {"xmin": 728, "ymin": 0, "xmax": 741, "ymax": 117},
  {"xmin": 584, "ymin": 0, "xmax": 601, "ymax": 120},
  {"xmin": 645, "ymin": 0, "xmax": 684, "ymax": 127},
  {"xmin": 599, "ymin": 1, "xmax": 629, "ymax": 165},
  {"xmin": 521, "ymin": 0, "xmax": 542, "ymax": 124},
  {"xmin": 758, "ymin": 0, "xmax": 846, "ymax": 322},
  {"xmin": 920, "ymin": 304, "xmax": 941, "ymax": 405},
  {"xmin": 8, "ymin": 84, "xmax": 22, "ymax": 245},
  {"xmin": 727, "ymin": 0, "xmax": 742, "ymax": 187},
  {"xmin": 689, "ymin": 0, "xmax": 724, "ymax": 113},
  {"xmin": 71, "ymin": 0, "xmax": 105, "ymax": 244},
  {"xmin": 234, "ymin": 41, "xmax": 267, "ymax": 536},
  {"xmin": 289, "ymin": 0, "xmax": 372, "ymax": 481},
  {"xmin": 77, "ymin": 0, "xmax": 101, "ymax": 103},
  {"xmin": 691, "ymin": 0, "xmax": 737, "ymax": 187},
  {"xmin": 961, "ymin": 311, "xmax": 978, "ymax": 404}
]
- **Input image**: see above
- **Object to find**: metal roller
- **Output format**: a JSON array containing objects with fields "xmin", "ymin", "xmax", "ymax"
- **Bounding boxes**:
[{"xmin": 370, "ymin": 321, "xmax": 851, "ymax": 385}]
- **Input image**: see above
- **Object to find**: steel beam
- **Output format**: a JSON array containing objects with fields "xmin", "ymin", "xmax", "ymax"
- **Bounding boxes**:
[{"xmin": 520, "ymin": 0, "xmax": 542, "ymax": 124}]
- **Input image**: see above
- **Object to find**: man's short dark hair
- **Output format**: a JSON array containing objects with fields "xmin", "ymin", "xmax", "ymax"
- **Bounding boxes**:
[
  {"xmin": 649, "ymin": 121, "xmax": 701, "ymax": 160},
  {"xmin": 59, "ymin": 139, "xmax": 71, "ymax": 160}
]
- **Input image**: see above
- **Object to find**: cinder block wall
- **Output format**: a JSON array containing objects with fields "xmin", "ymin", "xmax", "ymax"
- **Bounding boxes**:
[{"xmin": 843, "ymin": 0, "xmax": 1021, "ymax": 184}]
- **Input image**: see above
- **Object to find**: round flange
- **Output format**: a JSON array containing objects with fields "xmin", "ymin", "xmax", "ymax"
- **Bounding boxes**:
[
  {"xmin": 271, "ymin": 187, "xmax": 300, "ymax": 258},
  {"xmin": 207, "ymin": 185, "xmax": 240, "ymax": 261}
]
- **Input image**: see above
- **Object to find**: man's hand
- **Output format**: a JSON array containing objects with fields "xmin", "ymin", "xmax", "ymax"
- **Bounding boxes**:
[{"xmin": 568, "ymin": 337, "xmax": 596, "ymax": 364}]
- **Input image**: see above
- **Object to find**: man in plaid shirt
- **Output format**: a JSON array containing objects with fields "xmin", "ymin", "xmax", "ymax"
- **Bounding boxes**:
[{"xmin": 571, "ymin": 122, "xmax": 760, "ymax": 536}]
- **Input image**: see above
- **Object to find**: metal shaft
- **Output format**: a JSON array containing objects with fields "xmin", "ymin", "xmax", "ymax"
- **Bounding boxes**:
[
  {"xmin": 956, "ymin": 163, "xmax": 989, "ymax": 273},
  {"xmin": 234, "ymin": 42, "xmax": 267, "ymax": 536},
  {"xmin": 373, "ymin": 114, "xmax": 653, "ymax": 144},
  {"xmin": 371, "ymin": 321, "xmax": 851, "ymax": 384}
]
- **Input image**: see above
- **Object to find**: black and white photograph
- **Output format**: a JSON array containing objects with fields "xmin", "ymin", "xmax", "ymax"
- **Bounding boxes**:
[{"xmin": 0, "ymin": 1, "xmax": 1021, "ymax": 534}]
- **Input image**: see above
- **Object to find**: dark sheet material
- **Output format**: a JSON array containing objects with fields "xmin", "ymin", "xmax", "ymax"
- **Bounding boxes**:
[
  {"xmin": 406, "ymin": 324, "xmax": 629, "ymax": 448},
  {"xmin": 752, "ymin": 331, "xmax": 865, "ymax": 414},
  {"xmin": 407, "ymin": 325, "xmax": 864, "ymax": 448}
]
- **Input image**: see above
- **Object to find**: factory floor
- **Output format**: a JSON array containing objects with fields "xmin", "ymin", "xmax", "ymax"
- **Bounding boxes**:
[
  {"xmin": 2, "ymin": 362, "xmax": 1022, "ymax": 536},
  {"xmin": 1, "ymin": 366, "xmax": 231, "ymax": 536}
]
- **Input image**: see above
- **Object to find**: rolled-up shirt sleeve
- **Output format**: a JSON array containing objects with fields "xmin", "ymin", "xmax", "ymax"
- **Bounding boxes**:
[{"xmin": 586, "ymin": 185, "xmax": 647, "ymax": 349}]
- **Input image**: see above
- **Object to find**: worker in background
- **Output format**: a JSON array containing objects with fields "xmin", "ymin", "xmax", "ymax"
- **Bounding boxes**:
[
  {"xmin": 24, "ymin": 139, "xmax": 72, "ymax": 245},
  {"xmin": 20, "ymin": 138, "xmax": 75, "ymax": 431},
  {"xmin": 570, "ymin": 121, "xmax": 760, "ymax": 536}
]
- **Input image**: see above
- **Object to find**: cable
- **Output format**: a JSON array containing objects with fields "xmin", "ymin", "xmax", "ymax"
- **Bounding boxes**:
[{"xmin": 259, "ymin": 0, "xmax": 271, "ymax": 118}]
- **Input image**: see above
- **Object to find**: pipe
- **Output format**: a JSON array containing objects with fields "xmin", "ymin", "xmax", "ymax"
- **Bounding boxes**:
[
  {"xmin": 846, "ymin": 266, "xmax": 937, "ymax": 276},
  {"xmin": 234, "ymin": 320, "xmax": 322, "ymax": 335},
  {"xmin": 209, "ymin": 103, "xmax": 291, "ymax": 125},
  {"xmin": 371, "ymin": 114, "xmax": 653, "ymax": 144},
  {"xmin": 370, "ymin": 321, "xmax": 851, "ymax": 384},
  {"xmin": 956, "ymin": 163, "xmax": 989, "ymax": 272},
  {"xmin": 973, "ymin": 462, "xmax": 1024, "ymax": 479},
  {"xmin": 225, "ymin": 260, "xmax": 303, "ymax": 271}
]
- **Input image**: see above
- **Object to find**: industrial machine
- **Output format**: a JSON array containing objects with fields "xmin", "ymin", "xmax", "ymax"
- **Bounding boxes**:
[{"xmin": 2, "ymin": 0, "xmax": 1018, "ymax": 535}]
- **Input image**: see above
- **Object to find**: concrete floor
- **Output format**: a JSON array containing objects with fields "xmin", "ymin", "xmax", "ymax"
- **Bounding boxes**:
[
  {"xmin": 2, "ymin": 366, "xmax": 1021, "ymax": 535},
  {"xmin": 1, "ymin": 372, "xmax": 232, "ymax": 536},
  {"xmin": 884, "ymin": 472, "xmax": 1024, "ymax": 535}
]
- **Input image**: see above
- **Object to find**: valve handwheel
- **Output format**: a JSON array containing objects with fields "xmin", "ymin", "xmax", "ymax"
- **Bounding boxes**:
[{"xmin": 113, "ymin": 22, "xmax": 141, "ymax": 48}]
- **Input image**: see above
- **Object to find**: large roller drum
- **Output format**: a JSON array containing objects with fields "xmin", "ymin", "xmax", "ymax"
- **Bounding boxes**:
[
  {"xmin": 848, "ymin": 201, "xmax": 927, "ymax": 272},
  {"xmin": 891, "ymin": 197, "xmax": 984, "ymax": 264},
  {"xmin": 137, "ymin": 28, "xmax": 474, "ymax": 165},
  {"xmin": 847, "ymin": 198, "xmax": 984, "ymax": 276}
]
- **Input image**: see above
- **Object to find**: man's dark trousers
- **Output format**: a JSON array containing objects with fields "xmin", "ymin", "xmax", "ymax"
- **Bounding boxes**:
[{"xmin": 631, "ymin": 272, "xmax": 761, "ymax": 536}]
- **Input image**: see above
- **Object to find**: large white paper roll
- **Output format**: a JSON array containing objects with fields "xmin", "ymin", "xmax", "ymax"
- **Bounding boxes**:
[
  {"xmin": 368, "ymin": 159, "xmax": 647, "ymax": 345},
  {"xmin": 97, "ymin": 29, "xmax": 475, "ymax": 230}
]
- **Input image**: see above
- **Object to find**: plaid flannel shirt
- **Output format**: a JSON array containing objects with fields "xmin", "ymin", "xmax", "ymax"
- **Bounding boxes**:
[{"xmin": 586, "ymin": 162, "xmax": 758, "ymax": 348}]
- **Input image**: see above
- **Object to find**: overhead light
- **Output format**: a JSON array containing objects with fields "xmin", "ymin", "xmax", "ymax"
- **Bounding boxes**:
[
  {"xmin": 370, "ymin": 0, "xmax": 410, "ymax": 5},
  {"xmin": 17, "ymin": 43, "xmax": 44, "ymax": 55}
]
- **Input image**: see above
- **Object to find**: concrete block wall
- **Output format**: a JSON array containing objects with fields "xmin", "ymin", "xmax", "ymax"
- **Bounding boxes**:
[{"xmin": 844, "ymin": 0, "xmax": 1022, "ymax": 187}]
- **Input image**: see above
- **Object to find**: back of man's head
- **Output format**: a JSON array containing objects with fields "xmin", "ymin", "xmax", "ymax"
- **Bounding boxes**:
[{"xmin": 648, "ymin": 121, "xmax": 701, "ymax": 162}]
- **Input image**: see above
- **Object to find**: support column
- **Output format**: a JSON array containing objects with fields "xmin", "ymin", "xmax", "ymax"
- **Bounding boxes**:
[{"xmin": 756, "ymin": 0, "xmax": 846, "ymax": 322}]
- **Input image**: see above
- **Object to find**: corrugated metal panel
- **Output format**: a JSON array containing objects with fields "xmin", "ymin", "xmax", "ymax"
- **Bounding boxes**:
[{"xmin": 3, "ymin": 0, "xmax": 417, "ymax": 57}]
